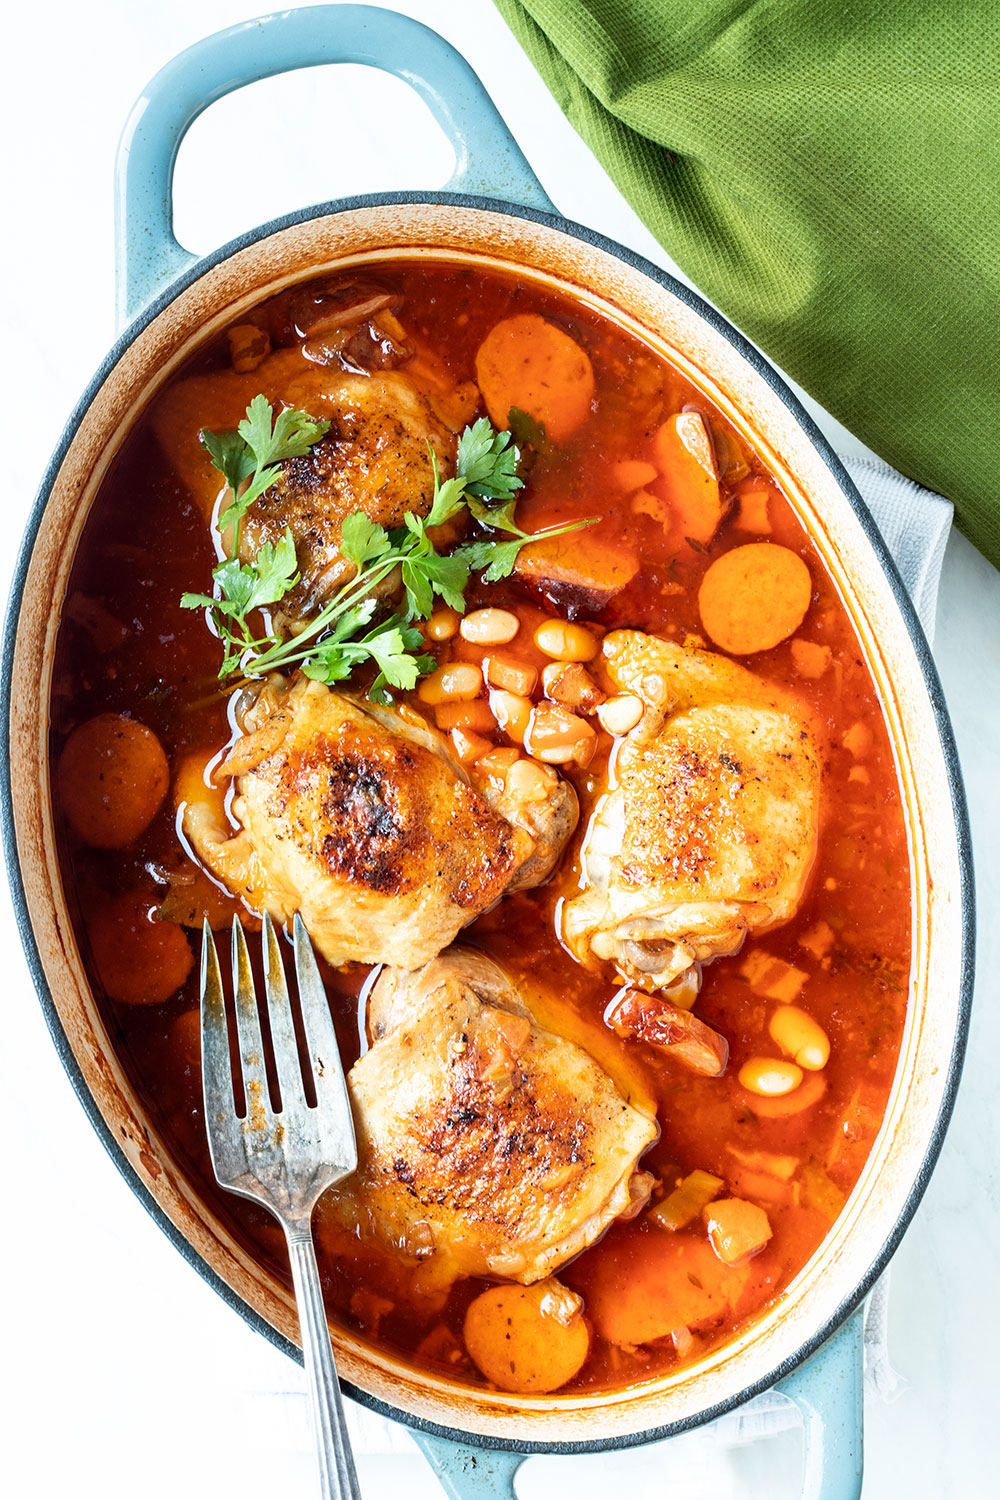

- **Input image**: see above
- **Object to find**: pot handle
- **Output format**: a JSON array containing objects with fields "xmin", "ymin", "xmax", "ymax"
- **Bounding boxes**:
[
  {"xmin": 114, "ymin": 3, "xmax": 556, "ymax": 329},
  {"xmin": 411, "ymin": 1304, "xmax": 864, "ymax": 1500}
]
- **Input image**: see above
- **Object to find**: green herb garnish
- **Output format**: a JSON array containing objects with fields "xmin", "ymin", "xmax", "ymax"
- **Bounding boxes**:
[{"xmin": 181, "ymin": 404, "xmax": 596, "ymax": 696}]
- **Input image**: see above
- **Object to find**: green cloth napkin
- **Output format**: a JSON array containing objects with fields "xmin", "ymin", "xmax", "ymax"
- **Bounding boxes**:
[{"xmin": 493, "ymin": 0, "xmax": 1000, "ymax": 569}]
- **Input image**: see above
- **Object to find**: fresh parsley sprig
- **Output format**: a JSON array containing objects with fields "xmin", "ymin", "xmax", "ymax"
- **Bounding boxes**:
[
  {"xmin": 181, "ymin": 396, "xmax": 330, "ymax": 674},
  {"xmin": 181, "ymin": 403, "xmax": 596, "ymax": 699}
]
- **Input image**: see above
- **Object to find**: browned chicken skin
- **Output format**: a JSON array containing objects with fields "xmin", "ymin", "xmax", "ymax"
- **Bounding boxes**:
[
  {"xmin": 182, "ymin": 678, "xmax": 578, "ymax": 970},
  {"xmin": 238, "ymin": 371, "xmax": 459, "ymax": 619},
  {"xmin": 336, "ymin": 950, "xmax": 658, "ymax": 1283},
  {"xmin": 563, "ymin": 630, "xmax": 821, "ymax": 994}
]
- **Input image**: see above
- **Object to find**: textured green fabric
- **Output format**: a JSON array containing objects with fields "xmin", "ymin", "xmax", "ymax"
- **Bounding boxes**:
[{"xmin": 493, "ymin": 0, "xmax": 1000, "ymax": 568}]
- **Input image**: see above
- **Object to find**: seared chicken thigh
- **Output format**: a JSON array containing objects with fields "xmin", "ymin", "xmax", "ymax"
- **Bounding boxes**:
[
  {"xmin": 238, "ymin": 369, "xmax": 458, "ymax": 618},
  {"xmin": 182, "ymin": 677, "xmax": 577, "ymax": 969},
  {"xmin": 338, "ymin": 950, "xmax": 657, "ymax": 1283},
  {"xmin": 563, "ymin": 631, "xmax": 820, "ymax": 993},
  {"xmin": 153, "ymin": 347, "xmax": 470, "ymax": 619}
]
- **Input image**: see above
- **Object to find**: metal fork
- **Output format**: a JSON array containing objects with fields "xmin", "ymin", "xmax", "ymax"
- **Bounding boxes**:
[{"xmin": 201, "ymin": 912, "xmax": 361, "ymax": 1500}]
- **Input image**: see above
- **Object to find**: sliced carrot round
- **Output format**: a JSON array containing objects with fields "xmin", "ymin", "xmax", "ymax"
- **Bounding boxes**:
[
  {"xmin": 58, "ymin": 714, "xmax": 169, "ymax": 848},
  {"xmin": 698, "ymin": 543, "xmax": 812, "ymax": 654},
  {"xmin": 475, "ymin": 314, "xmax": 594, "ymax": 443},
  {"xmin": 87, "ymin": 893, "xmax": 194, "ymax": 1005},
  {"xmin": 463, "ymin": 1283, "xmax": 590, "ymax": 1393}
]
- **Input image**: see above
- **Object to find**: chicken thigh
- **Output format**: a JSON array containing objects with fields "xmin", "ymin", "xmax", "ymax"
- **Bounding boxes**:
[
  {"xmin": 182, "ymin": 677, "xmax": 577, "ymax": 969},
  {"xmin": 338, "ymin": 950, "xmax": 657, "ymax": 1283},
  {"xmin": 153, "ymin": 345, "xmax": 472, "ymax": 619},
  {"xmin": 563, "ymin": 631, "xmax": 821, "ymax": 993}
]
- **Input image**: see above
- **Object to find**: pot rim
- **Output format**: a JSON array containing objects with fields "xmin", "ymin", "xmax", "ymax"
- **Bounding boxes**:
[{"xmin": 0, "ymin": 189, "xmax": 975, "ymax": 1455}]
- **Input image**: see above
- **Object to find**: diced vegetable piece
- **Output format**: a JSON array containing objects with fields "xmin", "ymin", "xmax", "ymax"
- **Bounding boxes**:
[
  {"xmin": 728, "ymin": 1169, "xmax": 795, "ymax": 1208},
  {"xmin": 727, "ymin": 1147, "xmax": 799, "ymax": 1183},
  {"xmin": 649, "ymin": 1169, "xmax": 724, "ymax": 1232},
  {"xmin": 475, "ymin": 313, "xmax": 595, "ymax": 443},
  {"xmin": 463, "ymin": 1281, "xmax": 590, "ymax": 1393},
  {"xmin": 801, "ymin": 1161, "xmax": 847, "ymax": 1222},
  {"xmin": 513, "ymin": 526, "xmax": 639, "ymax": 612},
  {"xmin": 734, "ymin": 488, "xmax": 772, "ymax": 533},
  {"xmin": 541, "ymin": 660, "xmax": 604, "ymax": 712},
  {"xmin": 613, "ymin": 459, "xmax": 659, "ymax": 490},
  {"xmin": 451, "ymin": 727, "xmax": 492, "ymax": 764},
  {"xmin": 608, "ymin": 988, "xmax": 729, "ymax": 1076},
  {"xmin": 662, "ymin": 411, "xmax": 718, "ymax": 479},
  {"xmin": 798, "ymin": 919, "xmax": 836, "ymax": 961},
  {"xmin": 524, "ymin": 702, "xmax": 597, "ymax": 765},
  {"xmin": 484, "ymin": 653, "xmax": 537, "ymax": 697},
  {"xmin": 790, "ymin": 639, "xmax": 831, "ymax": 678},
  {"xmin": 698, "ymin": 544, "xmax": 812, "ymax": 654},
  {"xmin": 433, "ymin": 699, "xmax": 496, "ymax": 733},
  {"xmin": 88, "ymin": 892, "xmax": 194, "ymax": 1004},
  {"xmin": 632, "ymin": 489, "xmax": 670, "ymax": 525},
  {"xmin": 703, "ymin": 1198, "xmax": 772, "ymax": 1264},
  {"xmin": 653, "ymin": 413, "xmax": 725, "ymax": 545},
  {"xmin": 578, "ymin": 1231, "xmax": 749, "ymax": 1346},
  {"xmin": 434, "ymin": 699, "xmax": 496, "ymax": 733},
  {"xmin": 842, "ymin": 720, "xmax": 874, "ymax": 758},
  {"xmin": 740, "ymin": 949, "xmax": 808, "ymax": 1004},
  {"xmin": 58, "ymin": 714, "xmax": 169, "ymax": 849}
]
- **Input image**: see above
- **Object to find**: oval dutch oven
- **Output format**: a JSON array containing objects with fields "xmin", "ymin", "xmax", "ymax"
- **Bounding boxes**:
[{"xmin": 0, "ymin": 8, "xmax": 974, "ymax": 1498}]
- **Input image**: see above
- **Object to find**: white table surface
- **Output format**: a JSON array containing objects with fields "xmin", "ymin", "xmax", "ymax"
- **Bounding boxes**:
[{"xmin": 2, "ymin": 3, "xmax": 997, "ymax": 1496}]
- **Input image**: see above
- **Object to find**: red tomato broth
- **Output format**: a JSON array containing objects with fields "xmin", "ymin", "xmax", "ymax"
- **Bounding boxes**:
[{"xmin": 48, "ymin": 260, "xmax": 910, "ymax": 1396}]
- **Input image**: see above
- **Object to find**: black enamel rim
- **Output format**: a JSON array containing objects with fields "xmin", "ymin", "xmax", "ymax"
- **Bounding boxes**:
[{"xmin": 0, "ymin": 191, "xmax": 975, "ymax": 1455}]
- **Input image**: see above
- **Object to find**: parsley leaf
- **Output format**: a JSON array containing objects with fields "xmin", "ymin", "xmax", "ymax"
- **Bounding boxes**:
[
  {"xmin": 204, "ymin": 395, "xmax": 331, "ymax": 537},
  {"xmin": 456, "ymin": 418, "xmax": 523, "ymax": 505},
  {"xmin": 454, "ymin": 514, "xmax": 600, "ymax": 583},
  {"xmin": 507, "ymin": 406, "xmax": 550, "ymax": 458},
  {"xmin": 340, "ymin": 513, "xmax": 392, "ymax": 569},
  {"xmin": 183, "ymin": 401, "xmax": 598, "ymax": 698}
]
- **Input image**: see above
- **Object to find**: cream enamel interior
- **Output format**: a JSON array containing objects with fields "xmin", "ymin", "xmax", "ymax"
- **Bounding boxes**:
[{"xmin": 8, "ymin": 202, "xmax": 965, "ymax": 1444}]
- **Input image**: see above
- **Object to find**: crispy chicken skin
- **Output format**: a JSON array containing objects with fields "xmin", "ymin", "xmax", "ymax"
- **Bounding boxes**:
[
  {"xmin": 563, "ymin": 630, "xmax": 821, "ymax": 993},
  {"xmin": 339, "ymin": 950, "xmax": 657, "ymax": 1283},
  {"xmin": 152, "ymin": 348, "xmax": 471, "ymax": 618},
  {"xmin": 182, "ymin": 678, "xmax": 577, "ymax": 969},
  {"xmin": 238, "ymin": 369, "xmax": 458, "ymax": 618}
]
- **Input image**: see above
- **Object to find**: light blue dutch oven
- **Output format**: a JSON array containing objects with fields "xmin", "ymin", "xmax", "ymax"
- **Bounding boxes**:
[{"xmin": 1, "ymin": 8, "xmax": 974, "ymax": 1499}]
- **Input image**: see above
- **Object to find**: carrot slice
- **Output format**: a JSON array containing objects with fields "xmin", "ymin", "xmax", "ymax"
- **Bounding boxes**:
[
  {"xmin": 475, "ymin": 314, "xmax": 595, "ymax": 443},
  {"xmin": 87, "ymin": 893, "xmax": 194, "ymax": 1005},
  {"xmin": 577, "ymin": 1230, "xmax": 749, "ymax": 1347},
  {"xmin": 58, "ymin": 714, "xmax": 168, "ymax": 848},
  {"xmin": 653, "ymin": 413, "xmax": 724, "ymax": 546},
  {"xmin": 698, "ymin": 543, "xmax": 812, "ymax": 654},
  {"xmin": 703, "ymin": 1198, "xmax": 772, "ymax": 1264},
  {"xmin": 463, "ymin": 1282, "xmax": 590, "ymax": 1393}
]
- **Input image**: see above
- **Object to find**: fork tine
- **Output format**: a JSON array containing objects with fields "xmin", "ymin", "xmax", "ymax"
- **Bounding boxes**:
[
  {"xmin": 261, "ymin": 911, "xmax": 305, "ymax": 1113},
  {"xmin": 200, "ymin": 923, "xmax": 235, "ymax": 1132},
  {"xmin": 293, "ymin": 914, "xmax": 357, "ymax": 1158},
  {"xmin": 230, "ymin": 916, "xmax": 270, "ymax": 1119}
]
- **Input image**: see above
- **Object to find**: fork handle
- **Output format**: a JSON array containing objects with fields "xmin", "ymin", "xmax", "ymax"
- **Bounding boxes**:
[{"xmin": 285, "ymin": 1224, "xmax": 363, "ymax": 1500}]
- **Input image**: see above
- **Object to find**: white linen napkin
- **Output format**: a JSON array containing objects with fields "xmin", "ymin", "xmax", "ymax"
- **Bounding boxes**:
[{"xmin": 250, "ymin": 455, "xmax": 954, "ymax": 1489}]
